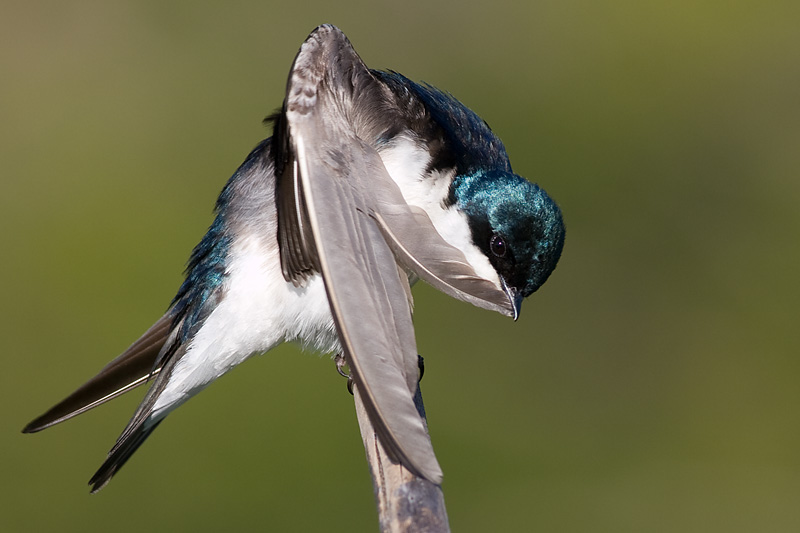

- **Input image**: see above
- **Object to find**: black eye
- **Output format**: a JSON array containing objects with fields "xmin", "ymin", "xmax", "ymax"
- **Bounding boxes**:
[{"xmin": 489, "ymin": 234, "xmax": 507, "ymax": 258}]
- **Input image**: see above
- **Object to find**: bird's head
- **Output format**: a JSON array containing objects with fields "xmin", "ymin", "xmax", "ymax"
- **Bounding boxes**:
[{"xmin": 451, "ymin": 170, "xmax": 565, "ymax": 320}]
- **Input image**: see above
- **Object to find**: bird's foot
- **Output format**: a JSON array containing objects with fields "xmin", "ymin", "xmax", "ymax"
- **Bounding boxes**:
[
  {"xmin": 335, "ymin": 353, "xmax": 354, "ymax": 395},
  {"xmin": 335, "ymin": 353, "xmax": 425, "ymax": 395}
]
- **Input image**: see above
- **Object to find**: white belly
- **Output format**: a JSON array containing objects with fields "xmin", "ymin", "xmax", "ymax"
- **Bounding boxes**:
[{"xmin": 151, "ymin": 232, "xmax": 337, "ymax": 419}]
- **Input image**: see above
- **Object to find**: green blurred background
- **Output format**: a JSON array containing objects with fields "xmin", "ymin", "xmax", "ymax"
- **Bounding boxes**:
[{"xmin": 2, "ymin": 1, "xmax": 798, "ymax": 531}]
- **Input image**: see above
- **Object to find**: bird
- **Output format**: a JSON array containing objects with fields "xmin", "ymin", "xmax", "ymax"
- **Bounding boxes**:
[{"xmin": 23, "ymin": 24, "xmax": 565, "ymax": 492}]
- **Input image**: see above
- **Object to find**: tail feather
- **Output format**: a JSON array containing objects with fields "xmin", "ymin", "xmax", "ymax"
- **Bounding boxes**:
[
  {"xmin": 88, "ymin": 339, "xmax": 188, "ymax": 492},
  {"xmin": 89, "ymin": 419, "xmax": 163, "ymax": 493}
]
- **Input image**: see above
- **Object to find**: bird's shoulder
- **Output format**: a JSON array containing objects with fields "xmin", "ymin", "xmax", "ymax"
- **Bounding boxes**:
[{"xmin": 370, "ymin": 70, "xmax": 512, "ymax": 176}]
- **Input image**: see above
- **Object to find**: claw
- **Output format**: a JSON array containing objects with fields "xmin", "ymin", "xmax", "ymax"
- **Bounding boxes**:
[
  {"xmin": 336, "ymin": 354, "xmax": 423, "ymax": 394},
  {"xmin": 335, "ymin": 353, "xmax": 349, "ymax": 378},
  {"xmin": 334, "ymin": 354, "xmax": 354, "ymax": 395}
]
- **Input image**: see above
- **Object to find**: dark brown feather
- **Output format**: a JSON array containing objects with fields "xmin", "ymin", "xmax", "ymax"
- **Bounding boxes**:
[{"xmin": 22, "ymin": 314, "xmax": 171, "ymax": 433}]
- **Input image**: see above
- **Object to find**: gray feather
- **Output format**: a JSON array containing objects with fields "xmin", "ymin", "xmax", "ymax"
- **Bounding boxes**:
[
  {"xmin": 371, "ymin": 187, "xmax": 514, "ymax": 317},
  {"xmin": 279, "ymin": 24, "xmax": 519, "ymax": 482},
  {"xmin": 282, "ymin": 25, "xmax": 443, "ymax": 482}
]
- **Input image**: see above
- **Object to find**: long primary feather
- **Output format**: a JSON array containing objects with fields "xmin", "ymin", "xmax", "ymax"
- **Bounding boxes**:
[{"xmin": 22, "ymin": 315, "xmax": 171, "ymax": 433}]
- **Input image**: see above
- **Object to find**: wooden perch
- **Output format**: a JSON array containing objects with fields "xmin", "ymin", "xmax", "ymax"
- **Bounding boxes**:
[{"xmin": 353, "ymin": 382, "xmax": 451, "ymax": 533}]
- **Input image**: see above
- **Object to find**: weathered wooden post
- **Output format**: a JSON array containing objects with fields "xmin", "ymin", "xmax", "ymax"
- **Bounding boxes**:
[{"xmin": 353, "ymin": 383, "xmax": 451, "ymax": 532}]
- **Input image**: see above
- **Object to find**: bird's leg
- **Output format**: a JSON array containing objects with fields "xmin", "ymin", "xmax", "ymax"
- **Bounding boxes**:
[{"xmin": 335, "ymin": 353, "xmax": 354, "ymax": 395}]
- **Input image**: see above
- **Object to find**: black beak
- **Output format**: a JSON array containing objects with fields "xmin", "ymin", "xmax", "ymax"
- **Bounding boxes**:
[{"xmin": 502, "ymin": 282, "xmax": 523, "ymax": 321}]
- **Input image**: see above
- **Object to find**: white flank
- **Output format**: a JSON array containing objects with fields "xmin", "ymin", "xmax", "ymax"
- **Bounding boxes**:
[{"xmin": 151, "ymin": 232, "xmax": 336, "ymax": 420}]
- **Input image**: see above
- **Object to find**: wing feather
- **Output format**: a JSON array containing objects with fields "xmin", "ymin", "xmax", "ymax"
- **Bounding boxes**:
[
  {"xmin": 282, "ymin": 25, "xmax": 443, "ymax": 482},
  {"xmin": 280, "ymin": 24, "xmax": 514, "ymax": 482},
  {"xmin": 22, "ymin": 314, "xmax": 171, "ymax": 433},
  {"xmin": 371, "ymin": 189, "xmax": 513, "ymax": 316}
]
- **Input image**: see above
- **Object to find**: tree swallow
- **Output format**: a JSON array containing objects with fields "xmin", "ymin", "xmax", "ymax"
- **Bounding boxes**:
[{"xmin": 23, "ymin": 24, "xmax": 565, "ymax": 492}]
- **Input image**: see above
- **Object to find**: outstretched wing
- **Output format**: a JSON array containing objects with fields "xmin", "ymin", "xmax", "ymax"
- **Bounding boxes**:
[{"xmin": 276, "ymin": 25, "xmax": 512, "ymax": 483}]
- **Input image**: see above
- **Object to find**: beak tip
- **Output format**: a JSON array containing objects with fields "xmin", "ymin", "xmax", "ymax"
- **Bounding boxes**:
[{"xmin": 502, "ymin": 282, "xmax": 523, "ymax": 322}]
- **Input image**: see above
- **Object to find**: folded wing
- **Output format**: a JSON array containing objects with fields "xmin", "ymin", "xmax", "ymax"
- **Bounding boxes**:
[{"xmin": 276, "ymin": 25, "xmax": 513, "ymax": 483}]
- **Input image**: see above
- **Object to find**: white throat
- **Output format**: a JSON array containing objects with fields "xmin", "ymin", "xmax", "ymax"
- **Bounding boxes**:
[{"xmin": 378, "ymin": 135, "xmax": 500, "ymax": 286}]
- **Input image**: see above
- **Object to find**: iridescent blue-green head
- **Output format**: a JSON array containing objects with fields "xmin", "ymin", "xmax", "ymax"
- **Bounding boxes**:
[{"xmin": 450, "ymin": 170, "xmax": 565, "ymax": 320}]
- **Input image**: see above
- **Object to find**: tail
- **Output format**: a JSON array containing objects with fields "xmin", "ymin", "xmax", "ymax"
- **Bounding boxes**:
[
  {"xmin": 87, "ymin": 335, "xmax": 188, "ymax": 492},
  {"xmin": 89, "ymin": 419, "xmax": 163, "ymax": 493},
  {"xmin": 22, "ymin": 313, "xmax": 178, "ymax": 492}
]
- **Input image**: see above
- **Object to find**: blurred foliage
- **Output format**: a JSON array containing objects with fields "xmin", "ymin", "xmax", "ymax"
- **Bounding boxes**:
[{"xmin": 2, "ymin": 1, "xmax": 799, "ymax": 531}]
